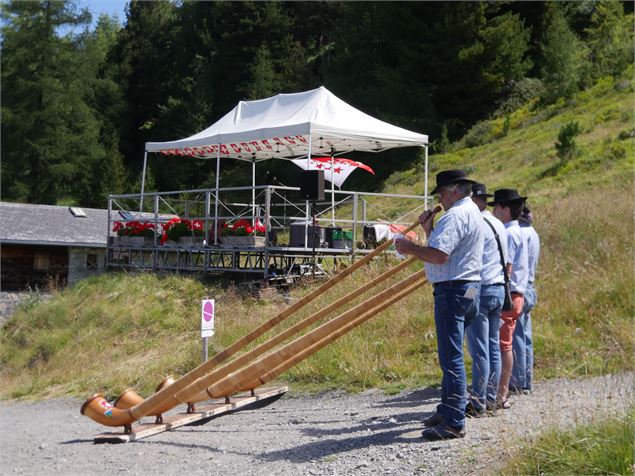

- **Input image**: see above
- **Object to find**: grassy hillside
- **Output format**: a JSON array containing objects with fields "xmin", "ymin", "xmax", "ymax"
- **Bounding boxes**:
[{"xmin": 1, "ymin": 75, "xmax": 633, "ymax": 400}]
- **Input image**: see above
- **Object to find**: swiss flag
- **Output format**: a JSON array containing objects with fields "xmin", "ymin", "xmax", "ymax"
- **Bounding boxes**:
[{"xmin": 291, "ymin": 157, "xmax": 374, "ymax": 187}]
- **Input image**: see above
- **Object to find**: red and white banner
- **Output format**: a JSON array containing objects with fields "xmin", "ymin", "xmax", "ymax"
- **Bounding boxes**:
[{"xmin": 291, "ymin": 157, "xmax": 375, "ymax": 187}]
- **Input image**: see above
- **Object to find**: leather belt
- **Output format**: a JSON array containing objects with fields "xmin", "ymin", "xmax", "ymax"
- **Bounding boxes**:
[{"xmin": 433, "ymin": 279, "xmax": 475, "ymax": 288}]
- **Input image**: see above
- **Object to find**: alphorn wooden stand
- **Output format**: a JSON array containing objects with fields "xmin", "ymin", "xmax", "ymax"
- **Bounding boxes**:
[{"xmin": 93, "ymin": 386, "xmax": 288, "ymax": 444}]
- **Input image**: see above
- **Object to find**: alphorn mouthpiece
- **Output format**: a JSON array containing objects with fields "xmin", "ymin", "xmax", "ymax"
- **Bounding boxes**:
[{"xmin": 422, "ymin": 205, "xmax": 442, "ymax": 222}]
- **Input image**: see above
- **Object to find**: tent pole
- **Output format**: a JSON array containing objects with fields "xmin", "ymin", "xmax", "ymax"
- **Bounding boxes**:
[
  {"xmin": 140, "ymin": 150, "xmax": 148, "ymax": 213},
  {"xmin": 304, "ymin": 134, "xmax": 313, "ymax": 249},
  {"xmin": 424, "ymin": 145, "xmax": 429, "ymax": 211},
  {"xmin": 214, "ymin": 149, "xmax": 220, "ymax": 245},
  {"xmin": 252, "ymin": 159, "xmax": 256, "ymax": 227},
  {"xmin": 331, "ymin": 154, "xmax": 335, "ymax": 227}
]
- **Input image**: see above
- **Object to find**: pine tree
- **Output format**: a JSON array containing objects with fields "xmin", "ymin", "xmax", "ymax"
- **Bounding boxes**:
[
  {"xmin": 586, "ymin": 0, "xmax": 634, "ymax": 79},
  {"xmin": 540, "ymin": 4, "xmax": 587, "ymax": 103},
  {"xmin": 1, "ymin": 0, "xmax": 106, "ymax": 205}
]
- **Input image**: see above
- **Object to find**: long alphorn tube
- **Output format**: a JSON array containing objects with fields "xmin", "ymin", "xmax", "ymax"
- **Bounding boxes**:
[
  {"xmin": 174, "ymin": 270, "xmax": 425, "ymax": 402},
  {"xmin": 81, "ymin": 209, "xmax": 440, "ymax": 427},
  {"xmin": 186, "ymin": 255, "xmax": 418, "ymax": 404},
  {"xmin": 237, "ymin": 277, "xmax": 427, "ymax": 391}
]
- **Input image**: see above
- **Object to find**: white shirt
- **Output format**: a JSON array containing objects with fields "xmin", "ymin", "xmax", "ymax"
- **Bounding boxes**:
[
  {"xmin": 505, "ymin": 220, "xmax": 529, "ymax": 294},
  {"xmin": 481, "ymin": 210, "xmax": 508, "ymax": 285},
  {"xmin": 521, "ymin": 224, "xmax": 540, "ymax": 283},
  {"xmin": 425, "ymin": 197, "xmax": 484, "ymax": 283}
]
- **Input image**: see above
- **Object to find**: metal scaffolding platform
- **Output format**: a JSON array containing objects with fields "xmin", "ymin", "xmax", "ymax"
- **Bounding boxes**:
[{"xmin": 107, "ymin": 184, "xmax": 429, "ymax": 282}]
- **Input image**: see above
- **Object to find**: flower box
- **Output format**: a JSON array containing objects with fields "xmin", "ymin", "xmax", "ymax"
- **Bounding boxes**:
[
  {"xmin": 128, "ymin": 236, "xmax": 145, "ymax": 247},
  {"xmin": 220, "ymin": 236, "xmax": 266, "ymax": 247},
  {"xmin": 178, "ymin": 236, "xmax": 205, "ymax": 247},
  {"xmin": 109, "ymin": 236, "xmax": 124, "ymax": 247},
  {"xmin": 112, "ymin": 220, "xmax": 156, "ymax": 246}
]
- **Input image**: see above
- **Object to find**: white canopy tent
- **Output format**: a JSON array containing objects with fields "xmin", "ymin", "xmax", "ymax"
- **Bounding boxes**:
[{"xmin": 142, "ymin": 86, "xmax": 429, "ymax": 240}]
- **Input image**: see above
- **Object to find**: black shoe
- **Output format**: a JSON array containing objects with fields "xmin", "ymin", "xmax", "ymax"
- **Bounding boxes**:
[
  {"xmin": 422, "ymin": 412, "xmax": 443, "ymax": 427},
  {"xmin": 421, "ymin": 423, "xmax": 466, "ymax": 441},
  {"xmin": 485, "ymin": 402, "xmax": 498, "ymax": 417},
  {"xmin": 464, "ymin": 401, "xmax": 487, "ymax": 418},
  {"xmin": 508, "ymin": 386, "xmax": 531, "ymax": 396}
]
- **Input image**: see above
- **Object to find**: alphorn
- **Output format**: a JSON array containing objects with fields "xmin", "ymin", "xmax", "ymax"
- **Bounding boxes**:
[
  {"xmin": 172, "ymin": 270, "xmax": 426, "ymax": 403},
  {"xmin": 114, "ymin": 256, "xmax": 417, "ymax": 411},
  {"xmin": 81, "ymin": 207, "xmax": 441, "ymax": 428},
  {"xmin": 185, "ymin": 255, "xmax": 418, "ymax": 404},
  {"xmin": 236, "ymin": 278, "xmax": 428, "ymax": 391}
]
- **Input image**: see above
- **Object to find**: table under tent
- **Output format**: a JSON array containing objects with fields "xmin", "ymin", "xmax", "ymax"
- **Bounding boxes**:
[{"xmin": 107, "ymin": 87, "xmax": 430, "ymax": 282}]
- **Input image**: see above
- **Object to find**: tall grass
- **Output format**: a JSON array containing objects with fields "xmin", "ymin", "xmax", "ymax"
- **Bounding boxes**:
[{"xmin": 503, "ymin": 407, "xmax": 634, "ymax": 475}]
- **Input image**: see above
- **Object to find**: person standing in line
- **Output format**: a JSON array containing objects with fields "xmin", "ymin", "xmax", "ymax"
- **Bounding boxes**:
[
  {"xmin": 511, "ymin": 206, "xmax": 540, "ymax": 394},
  {"xmin": 464, "ymin": 183, "xmax": 508, "ymax": 417},
  {"xmin": 489, "ymin": 189, "xmax": 528, "ymax": 409},
  {"xmin": 395, "ymin": 169, "xmax": 483, "ymax": 440}
]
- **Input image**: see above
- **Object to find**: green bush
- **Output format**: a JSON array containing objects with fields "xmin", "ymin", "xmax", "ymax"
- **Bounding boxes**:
[
  {"xmin": 462, "ymin": 121, "xmax": 494, "ymax": 148},
  {"xmin": 495, "ymin": 77, "xmax": 545, "ymax": 116},
  {"xmin": 555, "ymin": 121, "xmax": 581, "ymax": 161}
]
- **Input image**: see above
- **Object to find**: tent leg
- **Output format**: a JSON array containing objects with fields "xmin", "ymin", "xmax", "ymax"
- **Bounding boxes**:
[
  {"xmin": 424, "ymin": 145, "xmax": 429, "ymax": 211},
  {"xmin": 252, "ymin": 159, "xmax": 256, "ymax": 227},
  {"xmin": 331, "ymin": 155, "xmax": 335, "ymax": 227},
  {"xmin": 140, "ymin": 150, "xmax": 148, "ymax": 213},
  {"xmin": 214, "ymin": 150, "xmax": 220, "ymax": 244}
]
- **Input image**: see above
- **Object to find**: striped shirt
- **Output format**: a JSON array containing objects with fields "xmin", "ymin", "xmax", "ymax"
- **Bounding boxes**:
[{"xmin": 425, "ymin": 197, "xmax": 484, "ymax": 283}]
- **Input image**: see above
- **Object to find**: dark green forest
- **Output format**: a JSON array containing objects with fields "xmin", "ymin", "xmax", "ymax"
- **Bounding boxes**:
[{"xmin": 1, "ymin": 0, "xmax": 632, "ymax": 207}]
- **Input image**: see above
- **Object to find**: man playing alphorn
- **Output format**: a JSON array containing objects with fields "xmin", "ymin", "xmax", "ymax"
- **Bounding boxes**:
[{"xmin": 396, "ymin": 169, "xmax": 483, "ymax": 440}]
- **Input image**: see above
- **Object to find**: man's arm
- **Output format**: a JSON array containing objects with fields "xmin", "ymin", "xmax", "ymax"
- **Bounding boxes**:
[{"xmin": 395, "ymin": 240, "xmax": 449, "ymax": 265}]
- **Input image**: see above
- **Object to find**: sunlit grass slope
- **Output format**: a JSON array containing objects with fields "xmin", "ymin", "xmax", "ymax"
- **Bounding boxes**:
[{"xmin": 0, "ymin": 75, "xmax": 633, "ymax": 400}]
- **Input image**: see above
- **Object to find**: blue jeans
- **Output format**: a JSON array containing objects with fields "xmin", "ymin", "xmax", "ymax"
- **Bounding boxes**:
[
  {"xmin": 466, "ymin": 284, "xmax": 504, "ymax": 410},
  {"xmin": 433, "ymin": 281, "xmax": 480, "ymax": 429},
  {"xmin": 511, "ymin": 283, "xmax": 536, "ymax": 390}
]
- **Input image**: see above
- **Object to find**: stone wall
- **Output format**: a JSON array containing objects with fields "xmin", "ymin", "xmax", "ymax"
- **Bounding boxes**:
[{"xmin": 67, "ymin": 247, "xmax": 107, "ymax": 286}]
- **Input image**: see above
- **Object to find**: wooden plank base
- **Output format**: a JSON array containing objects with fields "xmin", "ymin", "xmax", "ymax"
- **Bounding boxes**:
[{"xmin": 93, "ymin": 386, "xmax": 288, "ymax": 444}]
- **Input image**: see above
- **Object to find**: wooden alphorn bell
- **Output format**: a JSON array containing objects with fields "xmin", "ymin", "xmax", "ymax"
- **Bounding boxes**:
[
  {"xmin": 81, "ymin": 207, "xmax": 440, "ymax": 428},
  {"xmin": 173, "ymin": 269, "xmax": 426, "ymax": 403}
]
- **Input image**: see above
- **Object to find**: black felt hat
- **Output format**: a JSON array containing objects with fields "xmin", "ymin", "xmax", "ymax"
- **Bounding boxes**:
[
  {"xmin": 472, "ymin": 182, "xmax": 493, "ymax": 198},
  {"xmin": 487, "ymin": 188, "xmax": 528, "ymax": 206},
  {"xmin": 431, "ymin": 169, "xmax": 476, "ymax": 194}
]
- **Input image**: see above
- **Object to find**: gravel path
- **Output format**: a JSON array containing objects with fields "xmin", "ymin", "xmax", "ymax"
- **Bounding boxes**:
[{"xmin": 1, "ymin": 373, "xmax": 632, "ymax": 475}]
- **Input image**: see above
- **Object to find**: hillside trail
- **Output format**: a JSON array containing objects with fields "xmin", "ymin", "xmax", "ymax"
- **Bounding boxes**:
[{"xmin": 1, "ymin": 372, "xmax": 632, "ymax": 475}]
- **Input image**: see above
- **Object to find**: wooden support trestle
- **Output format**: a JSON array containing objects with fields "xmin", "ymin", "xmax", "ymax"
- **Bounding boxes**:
[{"xmin": 92, "ymin": 386, "xmax": 287, "ymax": 444}]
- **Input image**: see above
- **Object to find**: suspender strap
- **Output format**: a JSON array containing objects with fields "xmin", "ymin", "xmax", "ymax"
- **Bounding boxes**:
[{"xmin": 483, "ymin": 216, "xmax": 510, "ymax": 285}]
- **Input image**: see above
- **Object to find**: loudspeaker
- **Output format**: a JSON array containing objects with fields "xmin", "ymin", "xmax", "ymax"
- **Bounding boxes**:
[{"xmin": 299, "ymin": 170, "xmax": 325, "ymax": 201}]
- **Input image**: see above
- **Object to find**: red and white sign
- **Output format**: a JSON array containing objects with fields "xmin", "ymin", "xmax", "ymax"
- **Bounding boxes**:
[
  {"xmin": 291, "ymin": 157, "xmax": 375, "ymax": 187},
  {"xmin": 201, "ymin": 299, "xmax": 215, "ymax": 338}
]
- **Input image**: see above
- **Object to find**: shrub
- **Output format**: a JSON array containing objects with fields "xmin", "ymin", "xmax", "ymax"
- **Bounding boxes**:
[
  {"xmin": 555, "ymin": 121, "xmax": 581, "ymax": 161},
  {"xmin": 462, "ymin": 121, "xmax": 494, "ymax": 148},
  {"xmin": 495, "ymin": 77, "xmax": 545, "ymax": 116}
]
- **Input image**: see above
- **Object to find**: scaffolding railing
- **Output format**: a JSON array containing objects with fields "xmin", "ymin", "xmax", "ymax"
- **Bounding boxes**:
[{"xmin": 106, "ymin": 185, "xmax": 429, "ymax": 279}]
